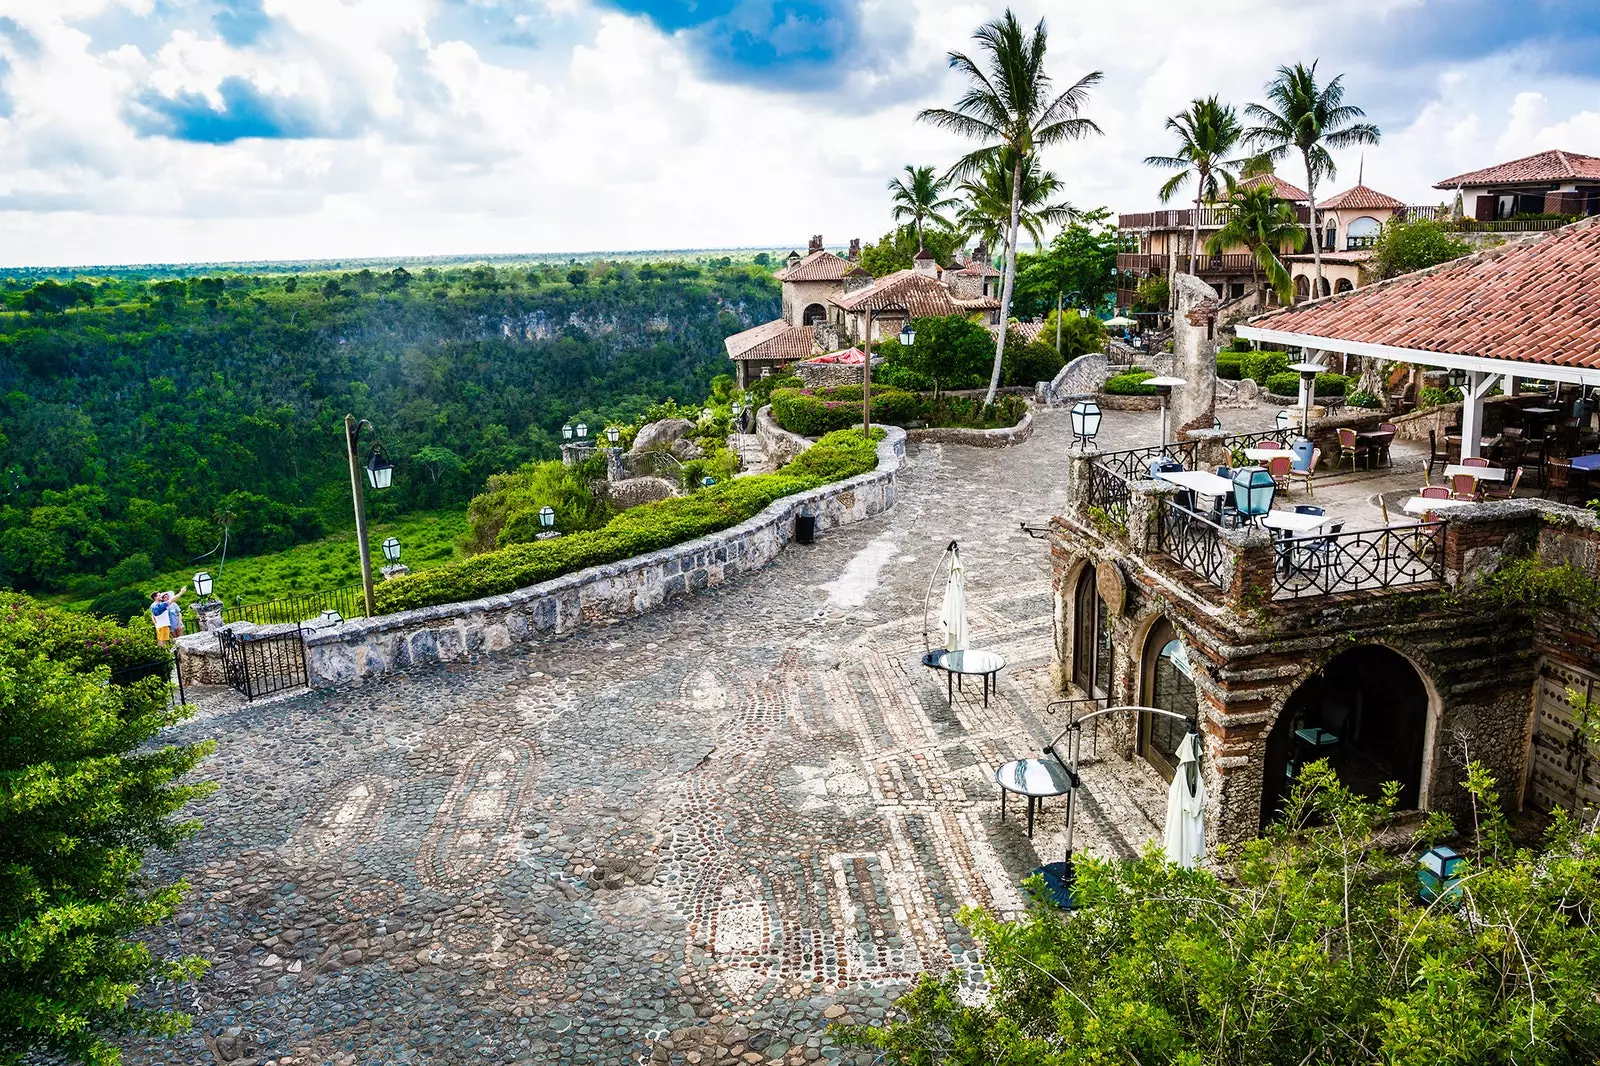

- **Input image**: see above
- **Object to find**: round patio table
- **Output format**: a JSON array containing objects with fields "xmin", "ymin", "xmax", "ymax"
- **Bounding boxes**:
[
  {"xmin": 994, "ymin": 757, "xmax": 1074, "ymax": 837},
  {"xmin": 924, "ymin": 648, "xmax": 1006, "ymax": 707}
]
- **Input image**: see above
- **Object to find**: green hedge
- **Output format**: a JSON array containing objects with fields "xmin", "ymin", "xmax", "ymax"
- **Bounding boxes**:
[
  {"xmin": 0, "ymin": 593, "xmax": 164, "ymax": 674},
  {"xmin": 1104, "ymin": 369, "xmax": 1157, "ymax": 395},
  {"xmin": 374, "ymin": 429, "xmax": 884, "ymax": 614},
  {"xmin": 1216, "ymin": 353, "xmax": 1243, "ymax": 380},
  {"xmin": 769, "ymin": 387, "xmax": 921, "ymax": 436},
  {"xmin": 1241, "ymin": 350, "xmax": 1290, "ymax": 383},
  {"xmin": 1264, "ymin": 372, "xmax": 1351, "ymax": 398}
]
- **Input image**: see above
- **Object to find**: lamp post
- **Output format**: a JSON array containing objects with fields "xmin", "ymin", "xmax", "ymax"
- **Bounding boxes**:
[
  {"xmin": 1057, "ymin": 290, "xmax": 1085, "ymax": 356},
  {"xmin": 344, "ymin": 414, "xmax": 394, "ymax": 617},
  {"xmin": 562, "ymin": 423, "xmax": 574, "ymax": 441},
  {"xmin": 1288, "ymin": 361, "xmax": 1325, "ymax": 437},
  {"xmin": 1145, "ymin": 376, "xmax": 1187, "ymax": 455},
  {"xmin": 575, "ymin": 422, "xmax": 588, "ymax": 440},
  {"xmin": 1069, "ymin": 399, "xmax": 1101, "ymax": 446},
  {"xmin": 605, "ymin": 425, "xmax": 621, "ymax": 445}
]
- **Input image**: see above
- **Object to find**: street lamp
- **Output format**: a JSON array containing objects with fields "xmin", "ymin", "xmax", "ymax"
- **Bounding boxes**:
[
  {"xmin": 539, "ymin": 505, "xmax": 555, "ymax": 529},
  {"xmin": 1145, "ymin": 376, "xmax": 1187, "ymax": 455},
  {"xmin": 1069, "ymin": 399, "xmax": 1102, "ymax": 445},
  {"xmin": 562, "ymin": 422, "xmax": 574, "ymax": 441},
  {"xmin": 193, "ymin": 570, "xmax": 214, "ymax": 601},
  {"xmin": 344, "ymin": 414, "xmax": 394, "ymax": 617},
  {"xmin": 382, "ymin": 536, "xmax": 401, "ymax": 564},
  {"xmin": 899, "ymin": 323, "xmax": 916, "ymax": 347},
  {"xmin": 1288, "ymin": 361, "xmax": 1325, "ymax": 436},
  {"xmin": 605, "ymin": 425, "xmax": 621, "ymax": 445}
]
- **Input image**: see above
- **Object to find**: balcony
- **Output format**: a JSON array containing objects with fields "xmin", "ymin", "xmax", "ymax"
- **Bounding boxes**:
[{"xmin": 1118, "ymin": 205, "xmax": 1312, "ymax": 231}]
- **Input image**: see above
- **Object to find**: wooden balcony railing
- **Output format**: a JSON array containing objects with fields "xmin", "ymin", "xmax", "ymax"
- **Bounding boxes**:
[{"xmin": 1118, "ymin": 205, "xmax": 1312, "ymax": 230}]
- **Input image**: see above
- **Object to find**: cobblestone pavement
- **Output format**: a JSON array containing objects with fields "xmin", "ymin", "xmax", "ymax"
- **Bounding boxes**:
[{"xmin": 127, "ymin": 406, "xmax": 1275, "ymax": 1066}]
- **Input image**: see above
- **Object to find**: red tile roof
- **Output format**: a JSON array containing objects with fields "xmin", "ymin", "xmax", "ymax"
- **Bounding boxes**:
[
  {"xmin": 829, "ymin": 270, "xmax": 964, "ymax": 318},
  {"xmin": 1434, "ymin": 149, "xmax": 1600, "ymax": 189},
  {"xmin": 1318, "ymin": 183, "xmax": 1406, "ymax": 211},
  {"xmin": 951, "ymin": 259, "xmax": 1002, "ymax": 277},
  {"xmin": 774, "ymin": 250, "xmax": 868, "ymax": 282},
  {"xmin": 723, "ymin": 319, "xmax": 818, "ymax": 361},
  {"xmin": 1238, "ymin": 173, "xmax": 1309, "ymax": 201},
  {"xmin": 1242, "ymin": 215, "xmax": 1600, "ymax": 371}
]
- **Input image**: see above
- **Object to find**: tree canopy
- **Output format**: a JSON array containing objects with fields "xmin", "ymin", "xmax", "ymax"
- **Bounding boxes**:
[{"xmin": 1373, "ymin": 217, "xmax": 1474, "ymax": 279}]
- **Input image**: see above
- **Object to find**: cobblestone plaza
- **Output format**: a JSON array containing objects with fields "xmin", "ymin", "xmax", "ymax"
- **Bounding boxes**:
[{"xmin": 128, "ymin": 409, "xmax": 1252, "ymax": 1066}]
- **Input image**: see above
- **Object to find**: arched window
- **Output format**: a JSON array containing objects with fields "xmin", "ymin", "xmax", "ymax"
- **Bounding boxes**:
[
  {"xmin": 1315, "ymin": 276, "xmax": 1331, "ymax": 298},
  {"xmin": 1293, "ymin": 275, "xmax": 1310, "ymax": 302},
  {"xmin": 1345, "ymin": 216, "xmax": 1381, "ymax": 249},
  {"xmin": 1072, "ymin": 567, "xmax": 1112, "ymax": 698},
  {"xmin": 1141, "ymin": 620, "xmax": 1197, "ymax": 780},
  {"xmin": 802, "ymin": 303, "xmax": 827, "ymax": 326},
  {"xmin": 1335, "ymin": 278, "xmax": 1354, "ymax": 293}
]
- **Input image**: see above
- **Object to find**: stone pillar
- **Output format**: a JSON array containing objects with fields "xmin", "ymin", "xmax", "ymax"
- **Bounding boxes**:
[
  {"xmin": 1128, "ymin": 480, "xmax": 1177, "ymax": 554},
  {"xmin": 380, "ymin": 564, "xmax": 410, "ymax": 581},
  {"xmin": 1186, "ymin": 428, "xmax": 1230, "ymax": 472},
  {"xmin": 605, "ymin": 447, "xmax": 625, "ymax": 483},
  {"xmin": 194, "ymin": 598, "xmax": 223, "ymax": 632},
  {"xmin": 1225, "ymin": 527, "xmax": 1276, "ymax": 608},
  {"xmin": 1171, "ymin": 273, "xmax": 1220, "ymax": 441},
  {"xmin": 1064, "ymin": 442, "xmax": 1098, "ymax": 521},
  {"xmin": 561, "ymin": 442, "xmax": 594, "ymax": 468}
]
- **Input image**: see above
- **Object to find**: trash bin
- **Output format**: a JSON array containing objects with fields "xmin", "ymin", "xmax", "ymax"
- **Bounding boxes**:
[{"xmin": 795, "ymin": 513, "xmax": 816, "ymax": 544}]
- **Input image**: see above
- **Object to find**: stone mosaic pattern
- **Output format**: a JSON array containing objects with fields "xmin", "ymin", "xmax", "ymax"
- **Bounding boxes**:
[{"xmin": 125, "ymin": 409, "xmax": 1243, "ymax": 1066}]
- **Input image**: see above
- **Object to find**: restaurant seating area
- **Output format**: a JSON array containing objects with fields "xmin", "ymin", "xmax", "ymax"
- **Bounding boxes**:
[{"xmin": 1413, "ymin": 387, "xmax": 1600, "ymax": 510}]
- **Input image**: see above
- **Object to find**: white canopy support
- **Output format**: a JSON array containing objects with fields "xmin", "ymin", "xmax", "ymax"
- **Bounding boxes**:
[{"xmin": 1459, "ymin": 371, "xmax": 1503, "ymax": 459}]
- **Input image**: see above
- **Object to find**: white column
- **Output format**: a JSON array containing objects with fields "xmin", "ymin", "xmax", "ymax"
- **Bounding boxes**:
[{"xmin": 1459, "ymin": 372, "xmax": 1502, "ymax": 460}]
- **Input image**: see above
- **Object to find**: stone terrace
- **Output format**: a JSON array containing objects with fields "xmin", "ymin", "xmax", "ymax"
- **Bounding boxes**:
[{"xmin": 125, "ymin": 406, "xmax": 1281, "ymax": 1066}]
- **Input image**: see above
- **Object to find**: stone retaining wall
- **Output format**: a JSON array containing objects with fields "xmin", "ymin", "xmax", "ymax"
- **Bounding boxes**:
[
  {"xmin": 1095, "ymin": 392, "xmax": 1163, "ymax": 411},
  {"xmin": 755, "ymin": 404, "xmax": 812, "ymax": 466},
  {"xmin": 300, "ymin": 427, "xmax": 907, "ymax": 688},
  {"xmin": 905, "ymin": 409, "xmax": 1034, "ymax": 448}
]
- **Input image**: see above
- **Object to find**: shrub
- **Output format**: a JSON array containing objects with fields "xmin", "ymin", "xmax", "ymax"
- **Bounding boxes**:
[
  {"xmin": 1227, "ymin": 337, "xmax": 1253, "ymax": 352},
  {"xmin": 746, "ymin": 373, "xmax": 802, "ymax": 406},
  {"xmin": 1003, "ymin": 339, "xmax": 1065, "ymax": 387},
  {"xmin": 1264, "ymin": 372, "xmax": 1350, "ymax": 398},
  {"xmin": 1215, "ymin": 353, "xmax": 1243, "ymax": 380},
  {"xmin": 463, "ymin": 459, "xmax": 613, "ymax": 554},
  {"xmin": 1314, "ymin": 373, "xmax": 1349, "ymax": 397},
  {"xmin": 375, "ymin": 429, "xmax": 883, "ymax": 613},
  {"xmin": 1241, "ymin": 349, "xmax": 1290, "ymax": 383},
  {"xmin": 769, "ymin": 387, "xmax": 921, "ymax": 436},
  {"xmin": 1347, "ymin": 389, "xmax": 1381, "ymax": 409},
  {"xmin": 1103, "ymin": 369, "xmax": 1157, "ymax": 395},
  {"xmin": 1264, "ymin": 372, "xmax": 1300, "ymax": 397},
  {"xmin": 1420, "ymin": 385, "xmax": 1463, "ymax": 409}
]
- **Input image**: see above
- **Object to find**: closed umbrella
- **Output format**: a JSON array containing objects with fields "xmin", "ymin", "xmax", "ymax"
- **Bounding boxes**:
[
  {"xmin": 1163, "ymin": 731, "xmax": 1206, "ymax": 868},
  {"xmin": 938, "ymin": 552, "xmax": 968, "ymax": 653}
]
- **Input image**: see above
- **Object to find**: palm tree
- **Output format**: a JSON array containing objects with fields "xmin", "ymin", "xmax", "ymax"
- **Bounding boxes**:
[
  {"xmin": 887, "ymin": 165, "xmax": 959, "ymax": 249},
  {"xmin": 1244, "ymin": 61, "xmax": 1380, "ymax": 295},
  {"xmin": 1145, "ymin": 96, "xmax": 1244, "ymax": 276},
  {"xmin": 953, "ymin": 148, "xmax": 1077, "ymax": 257},
  {"xmin": 1206, "ymin": 183, "xmax": 1302, "ymax": 306},
  {"xmin": 918, "ymin": 10, "xmax": 1102, "ymax": 404}
]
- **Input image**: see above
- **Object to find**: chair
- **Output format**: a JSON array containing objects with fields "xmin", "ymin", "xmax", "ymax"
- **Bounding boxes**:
[
  {"xmin": 1369, "ymin": 430, "xmax": 1396, "ymax": 469},
  {"xmin": 1337, "ymin": 428, "xmax": 1361, "ymax": 472},
  {"xmin": 1294, "ymin": 504, "xmax": 1325, "ymax": 516},
  {"xmin": 1267, "ymin": 454, "xmax": 1294, "ymax": 496},
  {"xmin": 1445, "ymin": 435, "xmax": 1463, "ymax": 464},
  {"xmin": 1483, "ymin": 467, "xmax": 1524, "ymax": 500},
  {"xmin": 1293, "ymin": 448, "xmax": 1322, "ymax": 497},
  {"xmin": 1419, "ymin": 486, "xmax": 1451, "ymax": 500},
  {"xmin": 1259, "ymin": 440, "xmax": 1283, "ymax": 450},
  {"xmin": 1215, "ymin": 466, "xmax": 1233, "ymax": 479},
  {"xmin": 1462, "ymin": 456, "xmax": 1490, "ymax": 468},
  {"xmin": 1545, "ymin": 457, "xmax": 1576, "ymax": 503},
  {"xmin": 1426, "ymin": 430, "xmax": 1448, "ymax": 481},
  {"xmin": 1448, "ymin": 473, "xmax": 1480, "ymax": 501}
]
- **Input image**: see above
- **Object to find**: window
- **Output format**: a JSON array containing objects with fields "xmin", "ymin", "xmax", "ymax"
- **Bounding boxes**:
[
  {"xmin": 1322, "ymin": 225, "xmax": 1336, "ymax": 251},
  {"xmin": 1345, "ymin": 216, "xmax": 1380, "ymax": 250},
  {"xmin": 1072, "ymin": 568, "xmax": 1112, "ymax": 697},
  {"xmin": 1140, "ymin": 620, "xmax": 1197, "ymax": 780}
]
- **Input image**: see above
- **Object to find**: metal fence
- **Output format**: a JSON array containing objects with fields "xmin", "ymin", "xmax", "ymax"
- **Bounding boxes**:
[
  {"xmin": 1272, "ymin": 521, "xmax": 1446, "ymax": 600},
  {"xmin": 1156, "ymin": 503, "xmax": 1232, "ymax": 590},
  {"xmin": 1095, "ymin": 440, "xmax": 1200, "ymax": 482},
  {"xmin": 1085, "ymin": 462, "xmax": 1132, "ymax": 520},
  {"xmin": 220, "ymin": 626, "xmax": 309, "ymax": 700},
  {"xmin": 221, "ymin": 583, "xmax": 366, "ymax": 627},
  {"xmin": 108, "ymin": 652, "xmax": 186, "ymax": 707},
  {"xmin": 1220, "ymin": 427, "xmax": 1298, "ymax": 453}
]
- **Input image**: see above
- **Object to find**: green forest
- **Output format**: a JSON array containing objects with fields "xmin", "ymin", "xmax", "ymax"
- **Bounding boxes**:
[{"xmin": 0, "ymin": 260, "xmax": 779, "ymax": 608}]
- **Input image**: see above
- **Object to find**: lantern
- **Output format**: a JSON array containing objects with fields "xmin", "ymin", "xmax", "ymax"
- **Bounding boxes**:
[
  {"xmin": 538, "ymin": 506, "xmax": 555, "ymax": 528},
  {"xmin": 899, "ymin": 323, "xmax": 916, "ymax": 347},
  {"xmin": 1276, "ymin": 408, "xmax": 1292, "ymax": 430},
  {"xmin": 1232, "ymin": 466, "xmax": 1276, "ymax": 519},
  {"xmin": 1077, "ymin": 307, "xmax": 1089, "ymax": 319},
  {"xmin": 193, "ymin": 570, "xmax": 213, "ymax": 597},
  {"xmin": 700, "ymin": 476, "xmax": 716, "ymax": 487},
  {"xmin": 1418, "ymin": 845, "xmax": 1466, "ymax": 904},
  {"xmin": 1069, "ymin": 399, "xmax": 1102, "ymax": 444},
  {"xmin": 575, "ymin": 422, "xmax": 587, "ymax": 439},
  {"xmin": 605, "ymin": 425, "xmax": 621, "ymax": 444},
  {"xmin": 319, "ymin": 609, "xmax": 343, "ymax": 624},
  {"xmin": 381, "ymin": 536, "xmax": 401, "ymax": 563},
  {"xmin": 731, "ymin": 402, "xmax": 743, "ymax": 417},
  {"xmin": 701, "ymin": 407, "xmax": 713, "ymax": 422},
  {"xmin": 562, "ymin": 422, "xmax": 574, "ymax": 440},
  {"xmin": 364, "ymin": 449, "xmax": 394, "ymax": 491}
]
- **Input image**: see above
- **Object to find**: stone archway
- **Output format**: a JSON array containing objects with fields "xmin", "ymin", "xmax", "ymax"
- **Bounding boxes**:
[
  {"xmin": 802, "ymin": 303, "xmax": 827, "ymax": 326},
  {"xmin": 1293, "ymin": 274, "xmax": 1310, "ymax": 303},
  {"xmin": 1335, "ymin": 278, "xmax": 1354, "ymax": 294},
  {"xmin": 1260, "ymin": 645, "xmax": 1433, "ymax": 827}
]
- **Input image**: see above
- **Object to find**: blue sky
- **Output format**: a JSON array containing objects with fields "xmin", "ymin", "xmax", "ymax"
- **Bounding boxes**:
[{"xmin": 0, "ymin": 0, "xmax": 1596, "ymax": 266}]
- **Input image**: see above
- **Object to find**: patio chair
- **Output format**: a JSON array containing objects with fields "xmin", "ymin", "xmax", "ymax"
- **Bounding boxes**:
[
  {"xmin": 1448, "ymin": 473, "xmax": 1480, "ymax": 501},
  {"xmin": 1258, "ymin": 440, "xmax": 1283, "ymax": 450},
  {"xmin": 1292, "ymin": 448, "xmax": 1322, "ymax": 497},
  {"xmin": 1544, "ymin": 457, "xmax": 1577, "ymax": 503},
  {"xmin": 1267, "ymin": 454, "xmax": 1294, "ymax": 496},
  {"xmin": 1461, "ymin": 456, "xmax": 1490, "ymax": 468},
  {"xmin": 1336, "ymin": 428, "xmax": 1361, "ymax": 473},
  {"xmin": 1294, "ymin": 504, "xmax": 1325, "ymax": 516},
  {"xmin": 1369, "ymin": 430, "xmax": 1396, "ymax": 469},
  {"xmin": 1483, "ymin": 466, "xmax": 1524, "ymax": 500},
  {"xmin": 1419, "ymin": 485, "xmax": 1450, "ymax": 500},
  {"xmin": 1426, "ymin": 430, "xmax": 1448, "ymax": 481},
  {"xmin": 1294, "ymin": 520, "xmax": 1347, "ymax": 583},
  {"xmin": 1445, "ymin": 435, "xmax": 1463, "ymax": 464}
]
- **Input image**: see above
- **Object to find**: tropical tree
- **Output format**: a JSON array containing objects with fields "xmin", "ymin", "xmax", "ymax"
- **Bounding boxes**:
[
  {"xmin": 1145, "ymin": 96, "xmax": 1244, "ymax": 275},
  {"xmin": 1244, "ymin": 61, "xmax": 1380, "ymax": 294},
  {"xmin": 918, "ymin": 9, "xmax": 1102, "ymax": 404},
  {"xmin": 952, "ymin": 148, "xmax": 1077, "ymax": 258},
  {"xmin": 886, "ymin": 165, "xmax": 959, "ymax": 250},
  {"xmin": 1206, "ymin": 182, "xmax": 1303, "ymax": 305}
]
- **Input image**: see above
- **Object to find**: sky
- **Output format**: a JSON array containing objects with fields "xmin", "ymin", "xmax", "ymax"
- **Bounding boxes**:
[{"xmin": 1, "ymin": 0, "xmax": 1598, "ymax": 267}]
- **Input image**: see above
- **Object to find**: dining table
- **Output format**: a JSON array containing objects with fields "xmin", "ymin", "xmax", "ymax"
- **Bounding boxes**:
[
  {"xmin": 1569, "ymin": 454, "xmax": 1600, "ymax": 473},
  {"xmin": 1258, "ymin": 509, "xmax": 1332, "ymax": 534},
  {"xmin": 1242, "ymin": 447, "xmax": 1292, "ymax": 463},
  {"xmin": 1402, "ymin": 496, "xmax": 1473, "ymax": 515},
  {"xmin": 1443, "ymin": 465, "xmax": 1508, "ymax": 481},
  {"xmin": 1156, "ymin": 470, "xmax": 1236, "ymax": 497}
]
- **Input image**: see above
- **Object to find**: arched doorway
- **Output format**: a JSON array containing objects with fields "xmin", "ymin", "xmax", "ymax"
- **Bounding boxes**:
[
  {"xmin": 1315, "ymin": 276, "xmax": 1331, "ymax": 298},
  {"xmin": 1260, "ymin": 645, "xmax": 1431, "ymax": 826},
  {"xmin": 1139, "ymin": 619, "xmax": 1198, "ymax": 781},
  {"xmin": 802, "ymin": 303, "xmax": 827, "ymax": 325},
  {"xmin": 1072, "ymin": 567, "xmax": 1112, "ymax": 698},
  {"xmin": 1293, "ymin": 275, "xmax": 1310, "ymax": 302}
]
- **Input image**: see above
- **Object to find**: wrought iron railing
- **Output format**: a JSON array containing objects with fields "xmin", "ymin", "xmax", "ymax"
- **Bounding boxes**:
[
  {"xmin": 1346, "ymin": 235, "xmax": 1378, "ymax": 250},
  {"xmin": 1085, "ymin": 464, "xmax": 1132, "ymax": 534},
  {"xmin": 1094, "ymin": 441, "xmax": 1200, "ymax": 482},
  {"xmin": 1221, "ymin": 427, "xmax": 1298, "ymax": 453},
  {"xmin": 1271, "ymin": 521, "xmax": 1446, "ymax": 600},
  {"xmin": 221, "ymin": 583, "xmax": 366, "ymax": 626},
  {"xmin": 108, "ymin": 652, "xmax": 186, "ymax": 707},
  {"xmin": 220, "ymin": 625, "xmax": 309, "ymax": 700},
  {"xmin": 1156, "ymin": 502, "xmax": 1232, "ymax": 590}
]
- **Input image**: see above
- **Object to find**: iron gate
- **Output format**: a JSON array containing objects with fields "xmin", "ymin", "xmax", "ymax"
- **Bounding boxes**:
[{"xmin": 220, "ymin": 626, "xmax": 309, "ymax": 700}]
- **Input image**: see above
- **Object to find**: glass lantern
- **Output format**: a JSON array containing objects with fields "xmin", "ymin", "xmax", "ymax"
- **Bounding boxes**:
[
  {"xmin": 364, "ymin": 451, "xmax": 394, "ymax": 490},
  {"xmin": 538, "ymin": 505, "xmax": 555, "ymax": 528},
  {"xmin": 381, "ymin": 536, "xmax": 401, "ymax": 563},
  {"xmin": 1418, "ymin": 845, "xmax": 1466, "ymax": 904},
  {"xmin": 1069, "ymin": 399, "xmax": 1102, "ymax": 444},
  {"xmin": 1232, "ymin": 466, "xmax": 1276, "ymax": 519},
  {"xmin": 899, "ymin": 323, "xmax": 916, "ymax": 347}
]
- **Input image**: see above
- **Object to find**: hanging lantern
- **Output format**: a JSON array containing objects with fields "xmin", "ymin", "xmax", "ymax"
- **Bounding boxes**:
[
  {"xmin": 1232, "ymin": 466, "xmax": 1276, "ymax": 518},
  {"xmin": 1418, "ymin": 845, "xmax": 1466, "ymax": 904},
  {"xmin": 364, "ymin": 449, "xmax": 394, "ymax": 491},
  {"xmin": 575, "ymin": 422, "xmax": 587, "ymax": 439},
  {"xmin": 1069, "ymin": 399, "xmax": 1102, "ymax": 444},
  {"xmin": 899, "ymin": 323, "xmax": 916, "ymax": 347}
]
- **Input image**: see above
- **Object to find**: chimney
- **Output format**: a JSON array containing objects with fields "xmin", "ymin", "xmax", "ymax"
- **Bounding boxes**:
[
  {"xmin": 808, "ymin": 234, "xmax": 823, "ymax": 254},
  {"xmin": 973, "ymin": 241, "xmax": 990, "ymax": 267},
  {"xmin": 912, "ymin": 247, "xmax": 937, "ymax": 276},
  {"xmin": 786, "ymin": 250, "xmax": 801, "ymax": 268},
  {"xmin": 848, "ymin": 238, "xmax": 860, "ymax": 260}
]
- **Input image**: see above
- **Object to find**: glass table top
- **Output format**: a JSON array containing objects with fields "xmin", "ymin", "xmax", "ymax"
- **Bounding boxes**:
[
  {"xmin": 993, "ymin": 758, "xmax": 1075, "ymax": 797},
  {"xmin": 929, "ymin": 648, "xmax": 1006, "ymax": 675}
]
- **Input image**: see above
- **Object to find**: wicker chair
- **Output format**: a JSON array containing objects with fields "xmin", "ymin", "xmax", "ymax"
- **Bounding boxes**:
[
  {"xmin": 1461, "ymin": 456, "xmax": 1490, "ymax": 468},
  {"xmin": 1337, "ymin": 428, "xmax": 1361, "ymax": 472},
  {"xmin": 1267, "ymin": 454, "xmax": 1294, "ymax": 496},
  {"xmin": 1545, "ymin": 457, "xmax": 1576, "ymax": 503},
  {"xmin": 1448, "ymin": 473, "xmax": 1481, "ymax": 501},
  {"xmin": 1483, "ymin": 467, "xmax": 1524, "ymax": 500},
  {"xmin": 1292, "ymin": 448, "xmax": 1322, "ymax": 497},
  {"xmin": 1426, "ymin": 430, "xmax": 1448, "ymax": 481}
]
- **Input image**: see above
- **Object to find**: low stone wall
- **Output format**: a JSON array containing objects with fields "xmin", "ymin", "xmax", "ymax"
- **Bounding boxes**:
[
  {"xmin": 1095, "ymin": 392, "xmax": 1163, "ymax": 411},
  {"xmin": 597, "ymin": 475, "xmax": 677, "ymax": 510},
  {"xmin": 755, "ymin": 404, "xmax": 812, "ymax": 466},
  {"xmin": 906, "ymin": 409, "xmax": 1034, "ymax": 448},
  {"xmin": 300, "ymin": 427, "xmax": 907, "ymax": 688},
  {"xmin": 794, "ymin": 361, "xmax": 864, "ymax": 388}
]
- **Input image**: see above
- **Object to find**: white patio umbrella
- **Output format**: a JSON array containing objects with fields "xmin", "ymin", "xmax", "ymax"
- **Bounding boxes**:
[
  {"xmin": 1163, "ymin": 732, "xmax": 1206, "ymax": 868},
  {"xmin": 1104, "ymin": 315, "xmax": 1137, "ymax": 328},
  {"xmin": 937, "ymin": 551, "xmax": 968, "ymax": 653}
]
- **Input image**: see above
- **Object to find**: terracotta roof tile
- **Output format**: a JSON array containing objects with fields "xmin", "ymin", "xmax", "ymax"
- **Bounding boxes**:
[
  {"xmin": 774, "ymin": 250, "xmax": 865, "ymax": 282},
  {"xmin": 1238, "ymin": 173, "xmax": 1309, "ymax": 201},
  {"xmin": 1434, "ymin": 149, "xmax": 1600, "ymax": 189},
  {"xmin": 723, "ymin": 319, "xmax": 818, "ymax": 361},
  {"xmin": 1243, "ymin": 215, "xmax": 1600, "ymax": 372},
  {"xmin": 1318, "ymin": 184, "xmax": 1406, "ymax": 211},
  {"xmin": 829, "ymin": 270, "xmax": 964, "ymax": 318}
]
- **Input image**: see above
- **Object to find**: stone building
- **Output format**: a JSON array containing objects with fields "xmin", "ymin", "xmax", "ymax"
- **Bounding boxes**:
[
  {"xmin": 722, "ymin": 235, "xmax": 1002, "ymax": 387},
  {"xmin": 1050, "ymin": 221, "xmax": 1600, "ymax": 845}
]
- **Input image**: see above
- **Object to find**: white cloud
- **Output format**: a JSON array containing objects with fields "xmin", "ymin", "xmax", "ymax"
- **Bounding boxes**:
[{"xmin": 0, "ymin": 0, "xmax": 1597, "ymax": 266}]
